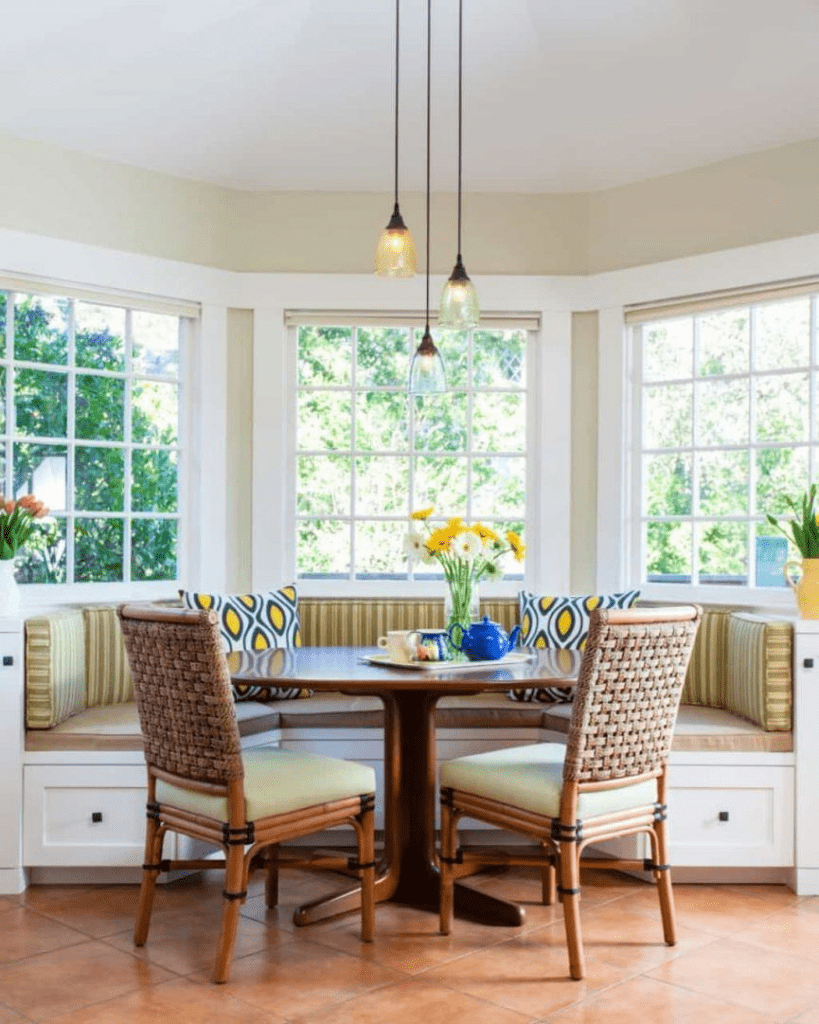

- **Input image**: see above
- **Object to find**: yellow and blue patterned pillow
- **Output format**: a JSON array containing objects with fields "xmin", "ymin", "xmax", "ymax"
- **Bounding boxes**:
[
  {"xmin": 510, "ymin": 588, "xmax": 640, "ymax": 703},
  {"xmin": 179, "ymin": 584, "xmax": 306, "ymax": 702}
]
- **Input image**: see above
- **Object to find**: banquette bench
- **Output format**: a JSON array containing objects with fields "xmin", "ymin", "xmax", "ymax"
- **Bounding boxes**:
[{"xmin": 20, "ymin": 599, "xmax": 798, "ymax": 886}]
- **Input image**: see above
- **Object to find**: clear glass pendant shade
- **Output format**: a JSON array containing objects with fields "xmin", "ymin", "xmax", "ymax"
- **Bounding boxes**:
[
  {"xmin": 375, "ymin": 205, "xmax": 417, "ymax": 278},
  {"xmin": 409, "ymin": 329, "xmax": 447, "ymax": 394},
  {"xmin": 438, "ymin": 257, "xmax": 480, "ymax": 328}
]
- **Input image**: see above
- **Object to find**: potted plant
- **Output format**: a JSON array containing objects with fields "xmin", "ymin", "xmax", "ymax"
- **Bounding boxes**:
[
  {"xmin": 767, "ymin": 484, "xmax": 819, "ymax": 617},
  {"xmin": 0, "ymin": 494, "xmax": 50, "ymax": 616}
]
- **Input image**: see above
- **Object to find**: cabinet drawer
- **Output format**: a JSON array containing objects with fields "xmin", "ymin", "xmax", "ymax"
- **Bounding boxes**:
[
  {"xmin": 666, "ymin": 765, "xmax": 793, "ymax": 867},
  {"xmin": 24, "ymin": 765, "xmax": 148, "ymax": 867}
]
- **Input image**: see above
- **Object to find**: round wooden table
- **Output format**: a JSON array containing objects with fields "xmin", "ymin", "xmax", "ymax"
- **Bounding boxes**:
[{"xmin": 229, "ymin": 645, "xmax": 581, "ymax": 927}]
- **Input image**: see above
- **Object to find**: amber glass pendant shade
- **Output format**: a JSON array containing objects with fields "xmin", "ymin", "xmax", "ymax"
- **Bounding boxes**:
[
  {"xmin": 409, "ymin": 329, "xmax": 447, "ymax": 394},
  {"xmin": 438, "ymin": 256, "xmax": 480, "ymax": 328},
  {"xmin": 375, "ymin": 204, "xmax": 417, "ymax": 277}
]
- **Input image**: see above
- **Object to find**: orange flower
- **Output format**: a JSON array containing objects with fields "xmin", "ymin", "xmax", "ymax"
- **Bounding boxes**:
[{"xmin": 4, "ymin": 501, "xmax": 15, "ymax": 514}]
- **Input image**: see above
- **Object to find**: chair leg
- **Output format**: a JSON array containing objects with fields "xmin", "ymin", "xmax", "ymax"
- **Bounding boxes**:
[
  {"xmin": 213, "ymin": 843, "xmax": 247, "ymax": 984},
  {"xmin": 358, "ymin": 803, "xmax": 375, "ymax": 943},
  {"xmin": 134, "ymin": 817, "xmax": 164, "ymax": 947},
  {"xmin": 652, "ymin": 822, "xmax": 677, "ymax": 946},
  {"xmin": 559, "ymin": 839, "xmax": 585, "ymax": 980},
  {"xmin": 439, "ymin": 799, "xmax": 456, "ymax": 936},
  {"xmin": 541, "ymin": 844, "xmax": 557, "ymax": 905},
  {"xmin": 264, "ymin": 844, "xmax": 279, "ymax": 909}
]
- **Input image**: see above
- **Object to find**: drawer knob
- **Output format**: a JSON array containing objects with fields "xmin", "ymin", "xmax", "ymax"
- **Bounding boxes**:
[
  {"xmin": 2, "ymin": 656, "xmax": 12, "ymax": 666},
  {"xmin": 805, "ymin": 659, "xmax": 814, "ymax": 669},
  {"xmin": 718, "ymin": 811, "xmax": 729, "ymax": 822},
  {"xmin": 91, "ymin": 812, "xmax": 103, "ymax": 824}
]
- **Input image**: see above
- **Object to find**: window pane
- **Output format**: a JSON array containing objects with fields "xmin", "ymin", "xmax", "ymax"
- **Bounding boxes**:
[
  {"xmin": 646, "ymin": 521, "xmax": 691, "ymax": 582},
  {"xmin": 698, "ymin": 450, "xmax": 749, "ymax": 516},
  {"xmin": 414, "ymin": 393, "xmax": 467, "ymax": 452},
  {"xmin": 471, "ymin": 456, "xmax": 526, "ymax": 518},
  {"xmin": 755, "ymin": 373, "xmax": 809, "ymax": 443},
  {"xmin": 131, "ymin": 381, "xmax": 178, "ymax": 444},
  {"xmin": 15, "ymin": 369, "xmax": 67, "ymax": 438},
  {"xmin": 75, "ymin": 447, "xmax": 124, "ymax": 512},
  {"xmin": 754, "ymin": 524, "xmax": 789, "ymax": 588},
  {"xmin": 75, "ymin": 303, "xmax": 125, "ymax": 371},
  {"xmin": 75, "ymin": 517, "xmax": 123, "ymax": 582},
  {"xmin": 696, "ymin": 378, "xmax": 749, "ymax": 446},
  {"xmin": 76, "ymin": 375, "xmax": 125, "ymax": 441},
  {"xmin": 298, "ymin": 327, "xmax": 351, "ymax": 386},
  {"xmin": 131, "ymin": 519, "xmax": 177, "ymax": 580},
  {"xmin": 356, "ymin": 328, "xmax": 409, "ymax": 387},
  {"xmin": 354, "ymin": 520, "xmax": 407, "ymax": 578},
  {"xmin": 356, "ymin": 392, "xmax": 408, "ymax": 450},
  {"xmin": 698, "ymin": 521, "xmax": 747, "ymax": 585},
  {"xmin": 644, "ymin": 383, "xmax": 692, "ymax": 448},
  {"xmin": 297, "ymin": 455, "xmax": 351, "ymax": 515},
  {"xmin": 755, "ymin": 447, "xmax": 808, "ymax": 516},
  {"xmin": 14, "ymin": 443, "xmax": 67, "ymax": 512},
  {"xmin": 132, "ymin": 449, "xmax": 178, "ymax": 512},
  {"xmin": 297, "ymin": 393, "xmax": 351, "ymax": 449},
  {"xmin": 696, "ymin": 308, "xmax": 749, "ymax": 376},
  {"xmin": 13, "ymin": 294, "xmax": 68, "ymax": 365},
  {"xmin": 643, "ymin": 453, "xmax": 692, "ymax": 517},
  {"xmin": 435, "ymin": 329, "xmax": 469, "ymax": 388},
  {"xmin": 14, "ymin": 516, "xmax": 66, "ymax": 583},
  {"xmin": 472, "ymin": 393, "xmax": 525, "ymax": 453},
  {"xmin": 297, "ymin": 519, "xmax": 350, "ymax": 577},
  {"xmin": 132, "ymin": 312, "xmax": 179, "ymax": 376},
  {"xmin": 643, "ymin": 319, "xmax": 692, "ymax": 382},
  {"xmin": 473, "ymin": 330, "xmax": 526, "ymax": 388},
  {"xmin": 754, "ymin": 298, "xmax": 810, "ymax": 371},
  {"xmin": 0, "ymin": 367, "xmax": 5, "ymax": 433},
  {"xmin": 355, "ymin": 456, "xmax": 409, "ymax": 514},
  {"xmin": 413, "ymin": 456, "xmax": 467, "ymax": 511}
]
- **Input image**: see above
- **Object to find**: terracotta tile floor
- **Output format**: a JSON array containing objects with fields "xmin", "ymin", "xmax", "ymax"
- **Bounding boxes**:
[{"xmin": 0, "ymin": 867, "xmax": 814, "ymax": 1023}]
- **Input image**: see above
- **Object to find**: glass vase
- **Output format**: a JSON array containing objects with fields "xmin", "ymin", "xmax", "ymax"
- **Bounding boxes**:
[{"xmin": 444, "ymin": 577, "xmax": 480, "ymax": 639}]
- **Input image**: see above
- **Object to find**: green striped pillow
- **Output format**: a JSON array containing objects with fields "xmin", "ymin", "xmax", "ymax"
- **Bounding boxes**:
[
  {"xmin": 680, "ymin": 609, "xmax": 731, "ymax": 708},
  {"xmin": 726, "ymin": 614, "xmax": 792, "ymax": 731},
  {"xmin": 25, "ymin": 612, "xmax": 86, "ymax": 729},
  {"xmin": 83, "ymin": 606, "xmax": 133, "ymax": 707}
]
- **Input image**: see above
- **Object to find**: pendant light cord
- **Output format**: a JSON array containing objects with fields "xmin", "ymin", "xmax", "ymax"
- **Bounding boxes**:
[
  {"xmin": 393, "ymin": 0, "xmax": 400, "ymax": 205},
  {"xmin": 457, "ymin": 0, "xmax": 463, "ymax": 260},
  {"xmin": 425, "ymin": 0, "xmax": 431, "ymax": 330}
]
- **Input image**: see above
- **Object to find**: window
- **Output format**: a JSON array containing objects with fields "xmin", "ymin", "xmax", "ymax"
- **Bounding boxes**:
[
  {"xmin": 632, "ymin": 292, "xmax": 817, "ymax": 591},
  {"xmin": 0, "ymin": 289, "xmax": 184, "ymax": 585},
  {"xmin": 295, "ymin": 323, "xmax": 528, "ymax": 581}
]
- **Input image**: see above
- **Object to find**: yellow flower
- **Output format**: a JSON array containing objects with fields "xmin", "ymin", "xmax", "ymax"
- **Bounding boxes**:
[
  {"xmin": 426, "ymin": 527, "xmax": 453, "ymax": 554},
  {"xmin": 446, "ymin": 517, "xmax": 465, "ymax": 534},
  {"xmin": 411, "ymin": 506, "xmax": 434, "ymax": 520},
  {"xmin": 507, "ymin": 531, "xmax": 526, "ymax": 562},
  {"xmin": 470, "ymin": 522, "xmax": 500, "ymax": 544}
]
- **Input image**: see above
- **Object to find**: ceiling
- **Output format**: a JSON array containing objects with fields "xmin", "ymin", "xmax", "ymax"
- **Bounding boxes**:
[{"xmin": 4, "ymin": 0, "xmax": 819, "ymax": 193}]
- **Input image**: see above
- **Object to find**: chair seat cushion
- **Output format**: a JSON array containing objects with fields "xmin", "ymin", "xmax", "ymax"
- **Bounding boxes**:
[
  {"xmin": 156, "ymin": 747, "xmax": 375, "ymax": 823},
  {"xmin": 440, "ymin": 742, "xmax": 657, "ymax": 819}
]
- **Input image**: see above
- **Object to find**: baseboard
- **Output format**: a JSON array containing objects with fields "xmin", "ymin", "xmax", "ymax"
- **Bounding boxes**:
[{"xmin": 26, "ymin": 866, "xmax": 195, "ymax": 886}]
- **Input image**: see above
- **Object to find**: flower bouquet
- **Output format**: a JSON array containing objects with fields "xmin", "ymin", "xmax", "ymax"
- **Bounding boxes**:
[
  {"xmin": 0, "ymin": 493, "xmax": 50, "ymax": 561},
  {"xmin": 405, "ymin": 506, "xmax": 525, "ymax": 634}
]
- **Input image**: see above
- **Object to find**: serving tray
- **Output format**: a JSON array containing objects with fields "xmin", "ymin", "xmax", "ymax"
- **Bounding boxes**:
[{"xmin": 361, "ymin": 651, "xmax": 534, "ymax": 672}]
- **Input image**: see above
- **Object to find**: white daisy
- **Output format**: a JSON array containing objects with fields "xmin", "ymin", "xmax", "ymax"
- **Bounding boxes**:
[
  {"xmin": 404, "ymin": 531, "xmax": 426, "ymax": 562},
  {"xmin": 452, "ymin": 531, "xmax": 483, "ymax": 561}
]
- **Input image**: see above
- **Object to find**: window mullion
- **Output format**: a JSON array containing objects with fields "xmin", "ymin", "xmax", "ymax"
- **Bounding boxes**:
[
  {"xmin": 123, "ymin": 309, "xmax": 133, "ymax": 584},
  {"xmin": 691, "ymin": 315, "xmax": 700, "ymax": 586},
  {"xmin": 349, "ymin": 327, "xmax": 357, "ymax": 582},
  {"xmin": 66, "ymin": 300, "xmax": 76, "ymax": 585}
]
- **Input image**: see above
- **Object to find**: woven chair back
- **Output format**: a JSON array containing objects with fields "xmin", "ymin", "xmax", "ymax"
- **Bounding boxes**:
[
  {"xmin": 118, "ymin": 604, "xmax": 244, "ymax": 785},
  {"xmin": 564, "ymin": 606, "xmax": 701, "ymax": 784}
]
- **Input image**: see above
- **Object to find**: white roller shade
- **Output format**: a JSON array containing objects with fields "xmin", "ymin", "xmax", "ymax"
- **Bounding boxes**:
[
  {"xmin": 624, "ymin": 275, "xmax": 819, "ymax": 325},
  {"xmin": 284, "ymin": 309, "xmax": 540, "ymax": 330},
  {"xmin": 0, "ymin": 273, "xmax": 200, "ymax": 319}
]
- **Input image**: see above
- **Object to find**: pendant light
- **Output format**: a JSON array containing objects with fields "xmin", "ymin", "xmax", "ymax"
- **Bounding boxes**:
[
  {"xmin": 375, "ymin": 0, "xmax": 416, "ymax": 278},
  {"xmin": 438, "ymin": 0, "xmax": 480, "ymax": 328},
  {"xmin": 409, "ymin": 0, "xmax": 446, "ymax": 394}
]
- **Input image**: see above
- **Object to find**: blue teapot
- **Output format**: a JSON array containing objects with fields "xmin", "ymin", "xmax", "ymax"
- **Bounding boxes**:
[{"xmin": 447, "ymin": 616, "xmax": 521, "ymax": 662}]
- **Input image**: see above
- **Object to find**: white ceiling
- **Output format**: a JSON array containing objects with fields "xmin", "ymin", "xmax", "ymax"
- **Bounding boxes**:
[{"xmin": 4, "ymin": 0, "xmax": 819, "ymax": 193}]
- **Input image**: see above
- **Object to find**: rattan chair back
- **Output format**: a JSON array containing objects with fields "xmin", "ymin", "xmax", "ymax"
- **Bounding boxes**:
[
  {"xmin": 564, "ymin": 605, "xmax": 701, "ymax": 784},
  {"xmin": 118, "ymin": 604, "xmax": 243, "ymax": 785}
]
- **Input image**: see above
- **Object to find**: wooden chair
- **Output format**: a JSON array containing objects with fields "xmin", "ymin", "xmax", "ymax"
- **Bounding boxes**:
[
  {"xmin": 118, "ymin": 603, "xmax": 376, "ymax": 984},
  {"xmin": 438, "ymin": 604, "xmax": 701, "ymax": 980}
]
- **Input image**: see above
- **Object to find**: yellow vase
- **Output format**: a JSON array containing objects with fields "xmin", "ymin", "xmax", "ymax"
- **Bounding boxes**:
[{"xmin": 784, "ymin": 558, "xmax": 819, "ymax": 618}]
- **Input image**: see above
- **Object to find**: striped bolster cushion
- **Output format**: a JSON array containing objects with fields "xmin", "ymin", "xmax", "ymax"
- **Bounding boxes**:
[
  {"xmin": 84, "ymin": 606, "xmax": 133, "ymax": 706},
  {"xmin": 25, "ymin": 612, "xmax": 86, "ymax": 729},
  {"xmin": 726, "ymin": 614, "xmax": 793, "ymax": 731},
  {"xmin": 680, "ymin": 608, "xmax": 731, "ymax": 708}
]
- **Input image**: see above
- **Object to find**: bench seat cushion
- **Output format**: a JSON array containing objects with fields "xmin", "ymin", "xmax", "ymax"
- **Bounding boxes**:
[
  {"xmin": 25, "ymin": 701, "xmax": 282, "ymax": 751},
  {"xmin": 541, "ymin": 703, "xmax": 793, "ymax": 753}
]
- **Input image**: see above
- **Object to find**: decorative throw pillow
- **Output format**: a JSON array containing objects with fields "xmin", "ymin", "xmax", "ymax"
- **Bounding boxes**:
[
  {"xmin": 179, "ymin": 584, "xmax": 308, "ymax": 702},
  {"xmin": 509, "ymin": 588, "xmax": 641, "ymax": 704}
]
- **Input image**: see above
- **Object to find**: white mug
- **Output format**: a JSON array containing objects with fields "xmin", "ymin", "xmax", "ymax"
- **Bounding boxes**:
[{"xmin": 377, "ymin": 630, "xmax": 419, "ymax": 663}]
